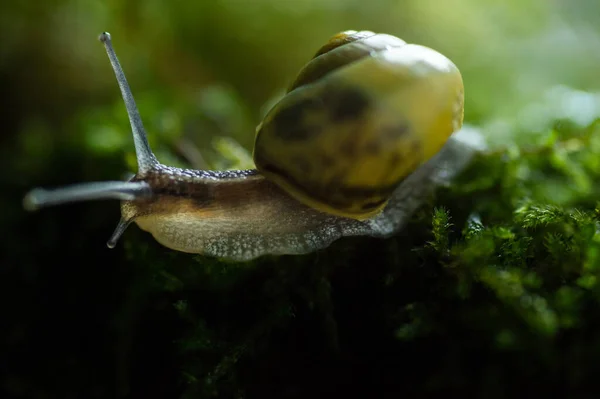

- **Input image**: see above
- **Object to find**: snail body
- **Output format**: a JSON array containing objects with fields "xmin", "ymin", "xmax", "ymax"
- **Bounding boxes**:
[{"xmin": 23, "ymin": 31, "xmax": 477, "ymax": 261}]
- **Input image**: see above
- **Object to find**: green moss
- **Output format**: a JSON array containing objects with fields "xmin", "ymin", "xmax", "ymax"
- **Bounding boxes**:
[
  {"xmin": 76, "ymin": 117, "xmax": 598, "ymax": 398},
  {"xmin": 6, "ymin": 92, "xmax": 600, "ymax": 397},
  {"xmin": 154, "ymin": 119, "xmax": 600, "ymax": 396}
]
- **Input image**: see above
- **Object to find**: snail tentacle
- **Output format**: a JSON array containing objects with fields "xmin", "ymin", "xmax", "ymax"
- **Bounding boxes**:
[
  {"xmin": 99, "ymin": 32, "xmax": 158, "ymax": 173},
  {"xmin": 23, "ymin": 181, "xmax": 152, "ymax": 211}
]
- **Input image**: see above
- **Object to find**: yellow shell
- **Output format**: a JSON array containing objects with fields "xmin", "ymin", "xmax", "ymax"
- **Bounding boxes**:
[{"xmin": 254, "ymin": 31, "xmax": 464, "ymax": 220}]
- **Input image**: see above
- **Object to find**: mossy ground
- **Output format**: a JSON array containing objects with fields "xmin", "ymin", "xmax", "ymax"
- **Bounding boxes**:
[{"xmin": 4, "ymin": 114, "xmax": 600, "ymax": 398}]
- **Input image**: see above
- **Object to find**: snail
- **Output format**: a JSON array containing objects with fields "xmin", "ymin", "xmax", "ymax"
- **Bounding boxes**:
[{"xmin": 23, "ymin": 30, "xmax": 479, "ymax": 262}]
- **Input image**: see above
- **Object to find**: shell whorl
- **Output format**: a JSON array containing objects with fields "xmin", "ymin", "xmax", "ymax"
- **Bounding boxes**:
[{"xmin": 288, "ymin": 31, "xmax": 407, "ymax": 92}]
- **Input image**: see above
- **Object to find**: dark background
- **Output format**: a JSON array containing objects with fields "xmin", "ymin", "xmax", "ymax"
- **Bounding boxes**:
[{"xmin": 2, "ymin": 1, "xmax": 600, "ymax": 398}]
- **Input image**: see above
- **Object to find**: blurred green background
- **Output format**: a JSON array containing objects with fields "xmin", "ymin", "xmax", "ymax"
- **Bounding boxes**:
[{"xmin": 2, "ymin": 0, "xmax": 600, "ymax": 398}]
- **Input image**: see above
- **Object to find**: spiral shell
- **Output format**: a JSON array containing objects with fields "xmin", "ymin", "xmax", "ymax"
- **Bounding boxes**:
[{"xmin": 253, "ymin": 31, "xmax": 464, "ymax": 219}]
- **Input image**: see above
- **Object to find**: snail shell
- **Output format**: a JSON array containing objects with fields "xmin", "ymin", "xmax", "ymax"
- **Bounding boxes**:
[{"xmin": 254, "ymin": 30, "xmax": 464, "ymax": 219}]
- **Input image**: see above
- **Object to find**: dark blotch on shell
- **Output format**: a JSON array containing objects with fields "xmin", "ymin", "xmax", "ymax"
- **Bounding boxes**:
[
  {"xmin": 388, "ymin": 140, "xmax": 422, "ymax": 171},
  {"xmin": 381, "ymin": 122, "xmax": 411, "ymax": 140},
  {"xmin": 339, "ymin": 139, "xmax": 359, "ymax": 158},
  {"xmin": 364, "ymin": 123, "xmax": 411, "ymax": 155},
  {"xmin": 292, "ymin": 156, "xmax": 312, "ymax": 174},
  {"xmin": 410, "ymin": 139, "xmax": 421, "ymax": 153},
  {"xmin": 319, "ymin": 154, "xmax": 335, "ymax": 168},
  {"xmin": 272, "ymin": 96, "xmax": 323, "ymax": 141},
  {"xmin": 364, "ymin": 140, "xmax": 381, "ymax": 155},
  {"xmin": 388, "ymin": 152, "xmax": 401, "ymax": 168},
  {"xmin": 323, "ymin": 85, "xmax": 370, "ymax": 123}
]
